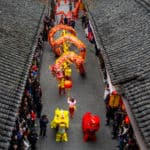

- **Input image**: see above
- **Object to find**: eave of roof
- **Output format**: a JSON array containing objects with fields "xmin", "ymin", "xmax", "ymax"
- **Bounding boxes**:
[
  {"xmin": 0, "ymin": 0, "xmax": 45, "ymax": 149},
  {"xmin": 85, "ymin": 0, "xmax": 150, "ymax": 149}
]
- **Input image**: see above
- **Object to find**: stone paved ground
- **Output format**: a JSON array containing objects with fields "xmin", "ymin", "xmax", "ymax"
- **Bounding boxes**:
[{"xmin": 37, "ymin": 1, "xmax": 117, "ymax": 150}]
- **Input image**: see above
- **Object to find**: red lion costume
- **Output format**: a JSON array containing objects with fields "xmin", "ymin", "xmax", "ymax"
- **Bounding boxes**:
[{"xmin": 82, "ymin": 112, "xmax": 100, "ymax": 142}]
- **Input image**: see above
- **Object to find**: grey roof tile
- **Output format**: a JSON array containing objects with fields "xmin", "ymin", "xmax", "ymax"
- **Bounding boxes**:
[
  {"xmin": 87, "ymin": 0, "xmax": 150, "ymax": 148},
  {"xmin": 0, "ymin": 0, "xmax": 45, "ymax": 149}
]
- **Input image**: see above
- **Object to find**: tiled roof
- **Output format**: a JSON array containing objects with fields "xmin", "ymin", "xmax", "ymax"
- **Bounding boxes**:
[
  {"xmin": 86, "ymin": 0, "xmax": 150, "ymax": 149},
  {"xmin": 0, "ymin": 0, "xmax": 45, "ymax": 149}
]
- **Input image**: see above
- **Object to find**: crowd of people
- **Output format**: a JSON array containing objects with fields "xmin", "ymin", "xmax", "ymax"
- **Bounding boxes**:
[
  {"xmin": 42, "ymin": 15, "xmax": 55, "ymax": 42},
  {"xmin": 56, "ymin": 0, "xmax": 77, "ymax": 28},
  {"xmin": 81, "ymin": 12, "xmax": 100, "ymax": 57},
  {"xmin": 104, "ymin": 83, "xmax": 139, "ymax": 150},
  {"xmin": 9, "ymin": 13, "xmax": 55, "ymax": 150},
  {"xmin": 59, "ymin": 14, "xmax": 76, "ymax": 29},
  {"xmin": 9, "ymin": 35, "xmax": 43, "ymax": 149}
]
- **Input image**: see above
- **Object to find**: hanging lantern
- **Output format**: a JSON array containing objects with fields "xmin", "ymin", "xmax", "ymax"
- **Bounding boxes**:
[
  {"xmin": 125, "ymin": 115, "xmax": 130, "ymax": 124},
  {"xmin": 64, "ymin": 80, "xmax": 72, "ymax": 89}
]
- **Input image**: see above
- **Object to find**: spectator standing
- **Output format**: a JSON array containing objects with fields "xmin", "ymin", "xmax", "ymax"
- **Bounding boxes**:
[
  {"xmin": 70, "ymin": 18, "xmax": 76, "ymax": 28},
  {"xmin": 23, "ymin": 135, "xmax": 30, "ymax": 150},
  {"xmin": 59, "ymin": 15, "xmax": 64, "ymax": 24},
  {"xmin": 28, "ymin": 130, "xmax": 38, "ymax": 150},
  {"xmin": 69, "ymin": 0, "xmax": 72, "ymax": 11},
  {"xmin": 36, "ymin": 100, "xmax": 43, "ymax": 118},
  {"xmin": 39, "ymin": 115, "xmax": 49, "ymax": 137},
  {"xmin": 64, "ymin": 16, "xmax": 68, "ymax": 25},
  {"xmin": 30, "ymin": 110, "xmax": 37, "ymax": 127},
  {"xmin": 42, "ymin": 25, "xmax": 49, "ymax": 41},
  {"xmin": 81, "ymin": 13, "xmax": 88, "ymax": 28}
]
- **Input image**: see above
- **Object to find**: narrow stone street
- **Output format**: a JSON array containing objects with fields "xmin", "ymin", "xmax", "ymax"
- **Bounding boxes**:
[{"xmin": 37, "ymin": 1, "xmax": 117, "ymax": 150}]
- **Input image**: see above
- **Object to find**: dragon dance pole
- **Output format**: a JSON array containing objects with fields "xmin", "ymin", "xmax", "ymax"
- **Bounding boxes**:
[{"xmin": 67, "ymin": 88, "xmax": 71, "ymax": 97}]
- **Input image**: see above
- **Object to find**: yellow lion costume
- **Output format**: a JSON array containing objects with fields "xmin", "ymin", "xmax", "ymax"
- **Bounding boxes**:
[{"xmin": 51, "ymin": 108, "xmax": 69, "ymax": 142}]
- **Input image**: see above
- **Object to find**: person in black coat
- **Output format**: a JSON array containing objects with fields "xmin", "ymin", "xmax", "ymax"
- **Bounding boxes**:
[
  {"xmin": 28, "ymin": 130, "xmax": 38, "ymax": 150},
  {"xmin": 39, "ymin": 115, "xmax": 49, "ymax": 137},
  {"xmin": 64, "ymin": 16, "xmax": 68, "ymax": 25},
  {"xmin": 70, "ymin": 19, "xmax": 76, "ymax": 28}
]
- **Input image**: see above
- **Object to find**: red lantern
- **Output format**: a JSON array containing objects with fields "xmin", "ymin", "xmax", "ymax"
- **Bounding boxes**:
[
  {"xmin": 64, "ymin": 80, "xmax": 72, "ymax": 89},
  {"xmin": 125, "ymin": 115, "xmax": 130, "ymax": 124}
]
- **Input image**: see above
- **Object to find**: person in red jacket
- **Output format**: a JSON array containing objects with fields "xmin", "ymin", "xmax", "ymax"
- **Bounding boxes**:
[{"xmin": 30, "ymin": 110, "xmax": 37, "ymax": 127}]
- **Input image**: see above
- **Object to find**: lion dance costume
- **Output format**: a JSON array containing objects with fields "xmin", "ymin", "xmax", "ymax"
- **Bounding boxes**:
[
  {"xmin": 82, "ymin": 112, "xmax": 100, "ymax": 142},
  {"xmin": 51, "ymin": 108, "xmax": 69, "ymax": 142}
]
